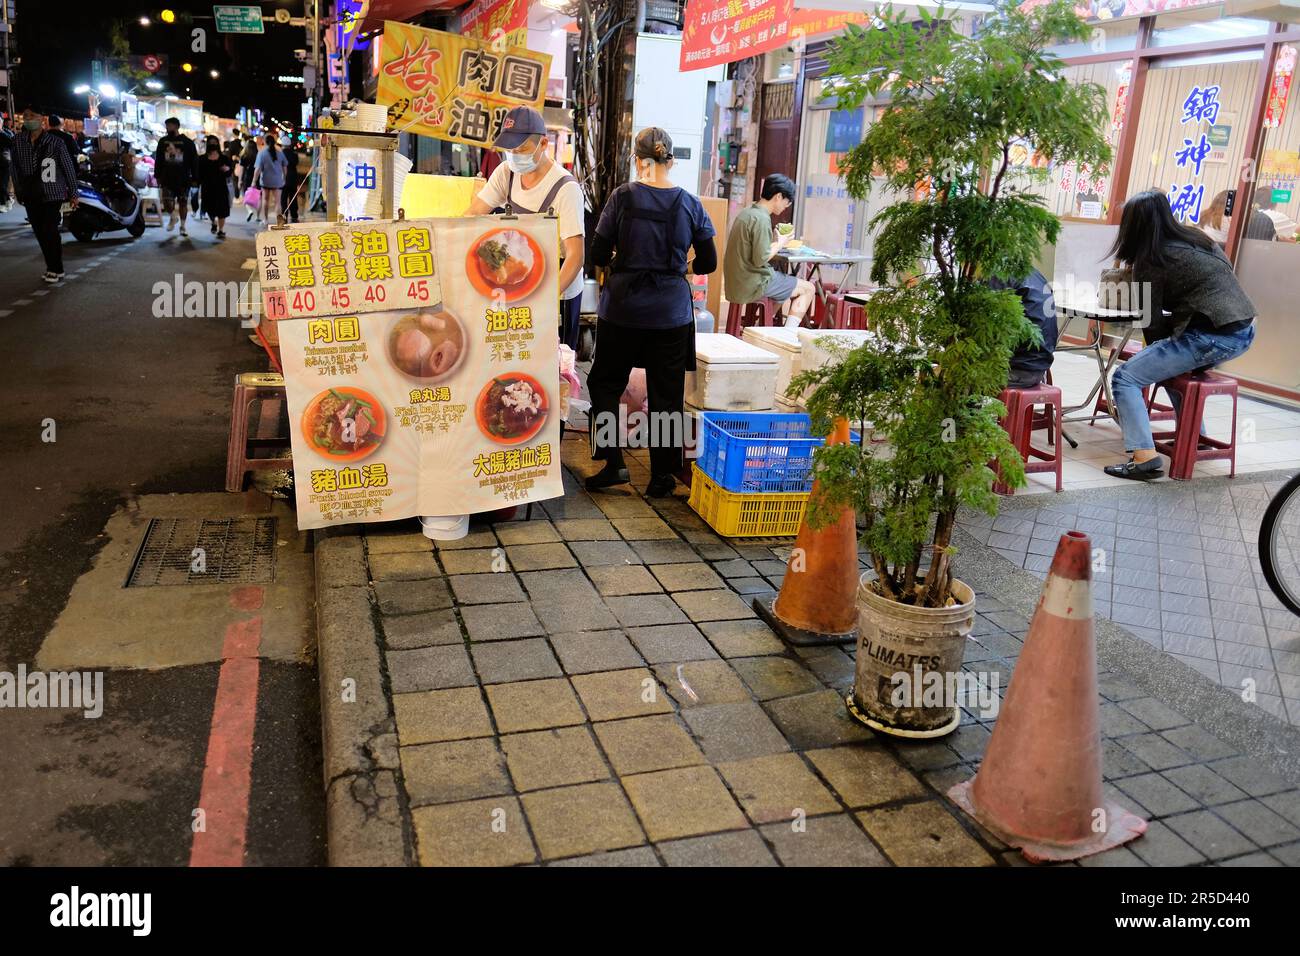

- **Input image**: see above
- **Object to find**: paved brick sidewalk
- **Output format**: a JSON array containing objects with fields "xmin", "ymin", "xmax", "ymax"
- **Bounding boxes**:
[
  {"xmin": 959, "ymin": 476, "xmax": 1300, "ymax": 725},
  {"xmin": 314, "ymin": 435, "xmax": 1300, "ymax": 866}
]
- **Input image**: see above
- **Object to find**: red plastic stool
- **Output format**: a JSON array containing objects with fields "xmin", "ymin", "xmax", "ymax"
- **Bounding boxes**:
[
  {"xmin": 1151, "ymin": 371, "xmax": 1238, "ymax": 480},
  {"xmin": 825, "ymin": 291, "xmax": 869, "ymax": 330},
  {"xmin": 994, "ymin": 382, "xmax": 1064, "ymax": 494},
  {"xmin": 725, "ymin": 298, "xmax": 782, "ymax": 337},
  {"xmin": 226, "ymin": 372, "xmax": 293, "ymax": 492}
]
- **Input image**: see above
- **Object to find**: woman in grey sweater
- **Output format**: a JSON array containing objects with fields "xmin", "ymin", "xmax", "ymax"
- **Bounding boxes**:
[{"xmin": 1103, "ymin": 190, "xmax": 1257, "ymax": 480}]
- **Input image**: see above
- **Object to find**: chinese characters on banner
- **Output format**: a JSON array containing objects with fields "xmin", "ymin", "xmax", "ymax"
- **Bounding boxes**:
[
  {"xmin": 259, "ymin": 215, "xmax": 563, "ymax": 529},
  {"xmin": 377, "ymin": 21, "xmax": 550, "ymax": 148},
  {"xmin": 258, "ymin": 219, "xmax": 443, "ymax": 321},
  {"xmin": 679, "ymin": 0, "xmax": 869, "ymax": 71},
  {"xmin": 1168, "ymin": 84, "xmax": 1221, "ymax": 224},
  {"xmin": 461, "ymin": 0, "xmax": 530, "ymax": 49},
  {"xmin": 338, "ymin": 147, "xmax": 385, "ymax": 221}
]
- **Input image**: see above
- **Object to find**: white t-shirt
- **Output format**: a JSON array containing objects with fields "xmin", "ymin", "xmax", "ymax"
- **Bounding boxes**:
[{"xmin": 476, "ymin": 162, "xmax": 585, "ymax": 300}]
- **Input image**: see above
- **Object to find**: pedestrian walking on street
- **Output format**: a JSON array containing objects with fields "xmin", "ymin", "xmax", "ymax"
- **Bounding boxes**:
[
  {"xmin": 250, "ymin": 133, "xmax": 287, "ymax": 224},
  {"xmin": 0, "ymin": 115, "xmax": 14, "ymax": 211},
  {"xmin": 10, "ymin": 107, "xmax": 79, "ymax": 283},
  {"xmin": 585, "ymin": 127, "xmax": 717, "ymax": 497},
  {"xmin": 154, "ymin": 117, "xmax": 198, "ymax": 236},
  {"xmin": 46, "ymin": 115, "xmax": 82, "ymax": 165},
  {"xmin": 238, "ymin": 134, "xmax": 257, "ymax": 194},
  {"xmin": 279, "ymin": 140, "xmax": 301, "ymax": 224},
  {"xmin": 197, "ymin": 140, "xmax": 233, "ymax": 239}
]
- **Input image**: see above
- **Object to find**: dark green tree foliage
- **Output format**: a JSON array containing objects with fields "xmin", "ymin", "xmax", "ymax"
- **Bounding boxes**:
[{"xmin": 790, "ymin": 1, "xmax": 1110, "ymax": 607}]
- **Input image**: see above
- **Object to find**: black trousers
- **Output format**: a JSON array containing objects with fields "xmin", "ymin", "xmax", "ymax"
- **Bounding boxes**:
[
  {"xmin": 587, "ymin": 319, "xmax": 693, "ymax": 478},
  {"xmin": 28, "ymin": 201, "xmax": 64, "ymax": 274},
  {"xmin": 561, "ymin": 293, "xmax": 581, "ymax": 352}
]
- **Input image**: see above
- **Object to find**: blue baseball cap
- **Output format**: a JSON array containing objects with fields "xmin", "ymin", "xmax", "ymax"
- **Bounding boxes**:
[{"xmin": 493, "ymin": 106, "xmax": 546, "ymax": 150}]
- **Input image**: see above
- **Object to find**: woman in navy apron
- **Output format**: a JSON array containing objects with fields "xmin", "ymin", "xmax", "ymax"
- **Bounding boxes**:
[{"xmin": 586, "ymin": 128, "xmax": 718, "ymax": 497}]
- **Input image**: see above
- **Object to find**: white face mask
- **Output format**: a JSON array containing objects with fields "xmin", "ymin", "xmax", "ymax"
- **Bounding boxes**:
[{"xmin": 505, "ymin": 143, "xmax": 540, "ymax": 174}]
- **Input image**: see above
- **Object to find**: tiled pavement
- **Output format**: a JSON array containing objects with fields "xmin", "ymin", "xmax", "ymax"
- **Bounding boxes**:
[
  {"xmin": 319, "ymin": 434, "xmax": 1300, "ymax": 866},
  {"xmin": 959, "ymin": 475, "xmax": 1300, "ymax": 727}
]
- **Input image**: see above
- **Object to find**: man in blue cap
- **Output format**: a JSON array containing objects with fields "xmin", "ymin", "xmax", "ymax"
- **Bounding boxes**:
[{"xmin": 466, "ymin": 106, "xmax": 586, "ymax": 351}]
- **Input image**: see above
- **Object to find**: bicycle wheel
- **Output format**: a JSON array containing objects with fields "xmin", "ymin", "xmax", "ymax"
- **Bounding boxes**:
[{"xmin": 1260, "ymin": 471, "xmax": 1300, "ymax": 618}]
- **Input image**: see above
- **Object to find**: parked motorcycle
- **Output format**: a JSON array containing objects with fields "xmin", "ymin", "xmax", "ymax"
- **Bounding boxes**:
[{"xmin": 63, "ymin": 159, "xmax": 146, "ymax": 242}]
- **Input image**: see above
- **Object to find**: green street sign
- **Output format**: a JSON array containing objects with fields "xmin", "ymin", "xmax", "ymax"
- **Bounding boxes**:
[{"xmin": 213, "ymin": 5, "xmax": 265, "ymax": 34}]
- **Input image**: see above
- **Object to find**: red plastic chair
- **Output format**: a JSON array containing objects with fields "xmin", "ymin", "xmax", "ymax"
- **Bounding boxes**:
[
  {"xmin": 994, "ymin": 382, "xmax": 1064, "ymax": 494},
  {"xmin": 1151, "ymin": 371, "xmax": 1239, "ymax": 480},
  {"xmin": 725, "ymin": 298, "xmax": 782, "ymax": 337}
]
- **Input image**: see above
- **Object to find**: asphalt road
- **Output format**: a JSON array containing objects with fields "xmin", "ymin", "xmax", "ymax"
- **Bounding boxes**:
[{"xmin": 0, "ymin": 203, "xmax": 326, "ymax": 866}]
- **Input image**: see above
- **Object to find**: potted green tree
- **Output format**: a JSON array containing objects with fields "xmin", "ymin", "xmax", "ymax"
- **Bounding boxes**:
[{"xmin": 790, "ymin": 0, "xmax": 1112, "ymax": 736}]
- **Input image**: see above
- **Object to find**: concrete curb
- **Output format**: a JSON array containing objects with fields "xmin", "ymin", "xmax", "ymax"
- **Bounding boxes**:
[
  {"xmin": 954, "ymin": 465, "xmax": 1300, "ymax": 785},
  {"xmin": 313, "ymin": 528, "xmax": 412, "ymax": 867}
]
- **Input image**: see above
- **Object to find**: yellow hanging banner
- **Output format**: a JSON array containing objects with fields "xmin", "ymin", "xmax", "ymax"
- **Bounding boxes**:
[{"xmin": 377, "ymin": 21, "xmax": 551, "ymax": 149}]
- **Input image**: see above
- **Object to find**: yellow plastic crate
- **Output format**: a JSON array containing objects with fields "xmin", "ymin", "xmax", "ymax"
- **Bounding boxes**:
[{"xmin": 687, "ymin": 464, "xmax": 809, "ymax": 538}]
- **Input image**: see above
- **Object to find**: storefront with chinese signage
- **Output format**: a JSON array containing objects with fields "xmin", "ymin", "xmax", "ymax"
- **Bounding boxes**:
[{"xmin": 1030, "ymin": 0, "xmax": 1300, "ymax": 401}]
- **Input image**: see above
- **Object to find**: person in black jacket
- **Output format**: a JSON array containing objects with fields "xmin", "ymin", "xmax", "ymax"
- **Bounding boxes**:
[
  {"xmin": 154, "ymin": 117, "xmax": 198, "ymax": 235},
  {"xmin": 11, "ymin": 107, "xmax": 79, "ymax": 282},
  {"xmin": 1103, "ymin": 189, "xmax": 1257, "ymax": 480},
  {"xmin": 0, "ymin": 115, "xmax": 13, "ymax": 210},
  {"xmin": 992, "ymin": 268, "xmax": 1057, "ymax": 388}
]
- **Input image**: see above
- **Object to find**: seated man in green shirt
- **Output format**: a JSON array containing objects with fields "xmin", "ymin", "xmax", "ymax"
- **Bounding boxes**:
[{"xmin": 723, "ymin": 173, "xmax": 816, "ymax": 328}]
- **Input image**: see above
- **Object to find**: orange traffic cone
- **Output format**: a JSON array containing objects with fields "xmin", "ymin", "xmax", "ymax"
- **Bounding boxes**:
[
  {"xmin": 754, "ymin": 417, "xmax": 859, "ymax": 646},
  {"xmin": 948, "ymin": 530, "xmax": 1146, "ymax": 862}
]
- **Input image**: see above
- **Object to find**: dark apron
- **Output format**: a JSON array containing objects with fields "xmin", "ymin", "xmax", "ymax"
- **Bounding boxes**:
[{"xmin": 611, "ymin": 185, "xmax": 697, "ymax": 371}]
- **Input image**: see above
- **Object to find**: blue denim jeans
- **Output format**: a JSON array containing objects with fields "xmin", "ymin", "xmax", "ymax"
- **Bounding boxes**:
[{"xmin": 1110, "ymin": 323, "xmax": 1255, "ymax": 452}]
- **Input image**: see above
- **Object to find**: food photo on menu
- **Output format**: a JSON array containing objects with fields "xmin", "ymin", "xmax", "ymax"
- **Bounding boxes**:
[{"xmin": 389, "ymin": 310, "xmax": 467, "ymax": 382}]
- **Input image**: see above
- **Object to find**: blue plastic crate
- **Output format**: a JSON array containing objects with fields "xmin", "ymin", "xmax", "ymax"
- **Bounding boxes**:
[{"xmin": 698, "ymin": 412, "xmax": 833, "ymax": 494}]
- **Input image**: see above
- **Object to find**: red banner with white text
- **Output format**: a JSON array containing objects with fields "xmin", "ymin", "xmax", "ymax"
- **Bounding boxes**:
[{"xmin": 680, "ymin": 0, "xmax": 869, "ymax": 72}]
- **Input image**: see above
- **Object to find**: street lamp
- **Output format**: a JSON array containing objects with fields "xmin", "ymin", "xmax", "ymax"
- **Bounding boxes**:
[
  {"xmin": 139, "ymin": 16, "xmax": 151, "ymax": 26},
  {"xmin": 160, "ymin": 9, "xmax": 175, "ymax": 24},
  {"xmin": 73, "ymin": 84, "xmax": 90, "ymax": 94},
  {"xmin": 181, "ymin": 62, "xmax": 193, "ymax": 73},
  {"xmin": 146, "ymin": 80, "xmax": 164, "ymax": 91},
  {"xmin": 99, "ymin": 82, "xmax": 119, "ymax": 99},
  {"xmin": 210, "ymin": 69, "xmax": 220, "ymax": 79}
]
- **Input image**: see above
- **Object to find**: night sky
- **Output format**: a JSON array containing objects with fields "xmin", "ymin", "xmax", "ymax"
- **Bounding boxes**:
[{"xmin": 14, "ymin": 0, "xmax": 313, "ymax": 123}]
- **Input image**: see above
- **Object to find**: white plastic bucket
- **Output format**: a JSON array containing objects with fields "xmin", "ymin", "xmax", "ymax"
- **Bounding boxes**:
[{"xmin": 420, "ymin": 514, "xmax": 469, "ymax": 541}]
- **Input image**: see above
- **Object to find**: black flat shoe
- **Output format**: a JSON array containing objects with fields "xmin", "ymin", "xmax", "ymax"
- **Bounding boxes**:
[
  {"xmin": 585, "ymin": 464, "xmax": 630, "ymax": 491},
  {"xmin": 645, "ymin": 474, "xmax": 677, "ymax": 498},
  {"xmin": 1103, "ymin": 457, "xmax": 1164, "ymax": 481}
]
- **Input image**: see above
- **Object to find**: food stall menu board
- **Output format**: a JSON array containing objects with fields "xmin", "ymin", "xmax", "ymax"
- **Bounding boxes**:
[
  {"xmin": 257, "ymin": 218, "xmax": 446, "ymax": 321},
  {"xmin": 265, "ymin": 215, "xmax": 562, "ymax": 528}
]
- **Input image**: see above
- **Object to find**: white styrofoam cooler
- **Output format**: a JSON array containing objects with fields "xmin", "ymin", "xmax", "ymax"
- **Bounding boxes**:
[
  {"xmin": 742, "ymin": 326, "xmax": 803, "ymax": 404},
  {"xmin": 686, "ymin": 333, "xmax": 779, "ymax": 411},
  {"xmin": 797, "ymin": 329, "xmax": 879, "ymax": 376}
]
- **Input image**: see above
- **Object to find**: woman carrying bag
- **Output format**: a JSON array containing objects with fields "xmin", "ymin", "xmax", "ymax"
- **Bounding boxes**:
[
  {"xmin": 249, "ymin": 134, "xmax": 287, "ymax": 224},
  {"xmin": 585, "ymin": 127, "xmax": 717, "ymax": 497}
]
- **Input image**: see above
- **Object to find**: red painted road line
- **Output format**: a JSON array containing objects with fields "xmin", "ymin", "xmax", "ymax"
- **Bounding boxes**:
[{"xmin": 189, "ymin": 594, "xmax": 264, "ymax": 868}]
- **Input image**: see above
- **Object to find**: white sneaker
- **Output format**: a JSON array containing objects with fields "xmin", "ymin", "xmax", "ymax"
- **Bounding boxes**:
[
  {"xmin": 179, "ymin": 224, "xmax": 188, "ymax": 236},
  {"xmin": 167, "ymin": 211, "xmax": 177, "ymax": 231}
]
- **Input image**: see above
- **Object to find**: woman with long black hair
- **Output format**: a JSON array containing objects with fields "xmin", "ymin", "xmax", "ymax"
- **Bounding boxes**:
[
  {"xmin": 1103, "ymin": 189, "xmax": 1257, "ymax": 480},
  {"xmin": 585, "ymin": 127, "xmax": 718, "ymax": 497}
]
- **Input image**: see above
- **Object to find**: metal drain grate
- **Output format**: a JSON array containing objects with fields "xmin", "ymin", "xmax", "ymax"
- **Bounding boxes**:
[{"xmin": 125, "ymin": 517, "xmax": 277, "ymax": 587}]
